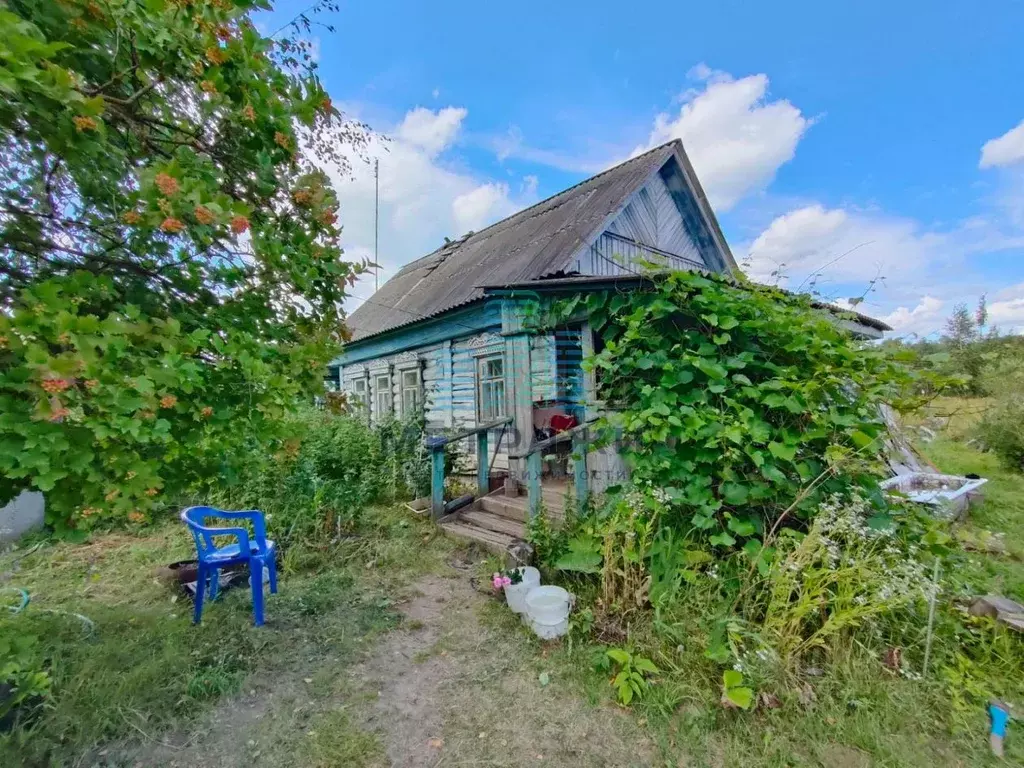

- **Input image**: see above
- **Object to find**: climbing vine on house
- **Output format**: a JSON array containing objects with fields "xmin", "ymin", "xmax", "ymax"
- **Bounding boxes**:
[
  {"xmin": 550, "ymin": 272, "xmax": 913, "ymax": 548},
  {"xmin": 0, "ymin": 1, "xmax": 371, "ymax": 529}
]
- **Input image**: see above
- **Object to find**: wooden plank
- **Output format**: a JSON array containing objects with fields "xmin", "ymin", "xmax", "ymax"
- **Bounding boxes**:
[
  {"xmin": 460, "ymin": 510, "xmax": 526, "ymax": 538},
  {"xmin": 440, "ymin": 522, "xmax": 514, "ymax": 554}
]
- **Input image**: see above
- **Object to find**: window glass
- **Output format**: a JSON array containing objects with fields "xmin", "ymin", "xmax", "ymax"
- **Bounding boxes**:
[
  {"xmin": 401, "ymin": 368, "xmax": 421, "ymax": 415},
  {"xmin": 352, "ymin": 378, "xmax": 369, "ymax": 409},
  {"xmin": 477, "ymin": 356, "xmax": 505, "ymax": 421},
  {"xmin": 374, "ymin": 373, "xmax": 391, "ymax": 417}
]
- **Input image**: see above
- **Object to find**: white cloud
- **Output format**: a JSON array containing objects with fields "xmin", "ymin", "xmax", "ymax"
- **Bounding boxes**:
[
  {"xmin": 881, "ymin": 296, "xmax": 947, "ymax": 337},
  {"xmin": 980, "ymin": 119, "xmax": 1024, "ymax": 169},
  {"xmin": 634, "ymin": 66, "xmax": 811, "ymax": 210},
  {"xmin": 452, "ymin": 182, "xmax": 517, "ymax": 233},
  {"xmin": 318, "ymin": 106, "xmax": 537, "ymax": 314},
  {"xmin": 988, "ymin": 282, "xmax": 1024, "ymax": 332},
  {"xmin": 743, "ymin": 204, "xmax": 943, "ymax": 291},
  {"xmin": 395, "ymin": 106, "xmax": 467, "ymax": 157}
]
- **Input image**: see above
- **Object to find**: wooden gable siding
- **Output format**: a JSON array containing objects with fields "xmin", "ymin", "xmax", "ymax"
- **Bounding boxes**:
[{"xmin": 571, "ymin": 167, "xmax": 710, "ymax": 276}]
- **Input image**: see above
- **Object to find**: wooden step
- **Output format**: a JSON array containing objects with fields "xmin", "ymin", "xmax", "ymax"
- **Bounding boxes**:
[
  {"xmin": 440, "ymin": 521, "xmax": 515, "ymax": 554},
  {"xmin": 460, "ymin": 509, "xmax": 526, "ymax": 538},
  {"xmin": 478, "ymin": 494, "xmax": 529, "ymax": 521}
]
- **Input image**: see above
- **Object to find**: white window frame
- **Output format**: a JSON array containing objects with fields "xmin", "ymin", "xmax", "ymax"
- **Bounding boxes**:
[
  {"xmin": 400, "ymin": 367, "xmax": 422, "ymax": 416},
  {"xmin": 476, "ymin": 355, "xmax": 505, "ymax": 422},
  {"xmin": 351, "ymin": 377, "xmax": 369, "ymax": 411},
  {"xmin": 373, "ymin": 371, "xmax": 392, "ymax": 419}
]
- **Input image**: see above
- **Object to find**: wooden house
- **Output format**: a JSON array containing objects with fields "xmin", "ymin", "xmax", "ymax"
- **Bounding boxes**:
[{"xmin": 332, "ymin": 139, "xmax": 889, "ymax": 550}]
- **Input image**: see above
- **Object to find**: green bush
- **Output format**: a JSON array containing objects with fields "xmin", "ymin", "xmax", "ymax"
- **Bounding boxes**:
[
  {"xmin": 544, "ymin": 271, "xmax": 908, "ymax": 549},
  {"xmin": 0, "ymin": 613, "xmax": 51, "ymax": 724},
  {"xmin": 212, "ymin": 408, "xmax": 429, "ymax": 549},
  {"xmin": 974, "ymin": 348, "xmax": 1024, "ymax": 470},
  {"xmin": 976, "ymin": 395, "xmax": 1024, "ymax": 471}
]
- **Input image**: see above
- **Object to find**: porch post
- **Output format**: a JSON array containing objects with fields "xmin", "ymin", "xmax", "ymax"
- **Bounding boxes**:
[
  {"xmin": 476, "ymin": 429, "xmax": 489, "ymax": 498},
  {"xmin": 426, "ymin": 436, "xmax": 446, "ymax": 518},
  {"xmin": 500, "ymin": 298, "xmax": 534, "ymax": 485},
  {"xmin": 527, "ymin": 452, "xmax": 542, "ymax": 519},
  {"xmin": 572, "ymin": 430, "xmax": 589, "ymax": 515}
]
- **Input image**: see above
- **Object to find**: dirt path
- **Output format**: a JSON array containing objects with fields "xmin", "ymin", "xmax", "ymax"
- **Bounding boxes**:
[
  {"xmin": 349, "ymin": 568, "xmax": 654, "ymax": 768},
  {"xmin": 104, "ymin": 561, "xmax": 652, "ymax": 768}
]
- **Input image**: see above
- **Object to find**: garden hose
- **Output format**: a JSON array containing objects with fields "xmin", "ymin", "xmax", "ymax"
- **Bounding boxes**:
[
  {"xmin": 2, "ymin": 586, "xmax": 94, "ymax": 633},
  {"xmin": 2, "ymin": 586, "xmax": 30, "ymax": 613}
]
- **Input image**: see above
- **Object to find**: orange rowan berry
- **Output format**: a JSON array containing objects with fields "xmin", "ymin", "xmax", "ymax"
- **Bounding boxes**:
[
  {"xmin": 194, "ymin": 205, "xmax": 215, "ymax": 225},
  {"xmin": 154, "ymin": 173, "xmax": 179, "ymax": 196},
  {"xmin": 205, "ymin": 46, "xmax": 227, "ymax": 65},
  {"xmin": 73, "ymin": 115, "xmax": 98, "ymax": 132}
]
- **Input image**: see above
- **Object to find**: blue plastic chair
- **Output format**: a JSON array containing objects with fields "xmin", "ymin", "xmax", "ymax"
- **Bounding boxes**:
[{"xmin": 180, "ymin": 506, "xmax": 278, "ymax": 626}]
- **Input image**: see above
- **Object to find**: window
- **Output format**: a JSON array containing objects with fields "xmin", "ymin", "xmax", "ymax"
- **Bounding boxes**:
[
  {"xmin": 476, "ymin": 356, "xmax": 505, "ymax": 421},
  {"xmin": 401, "ymin": 368, "xmax": 421, "ymax": 415},
  {"xmin": 374, "ymin": 372, "xmax": 391, "ymax": 418},
  {"xmin": 352, "ymin": 378, "xmax": 368, "ymax": 410}
]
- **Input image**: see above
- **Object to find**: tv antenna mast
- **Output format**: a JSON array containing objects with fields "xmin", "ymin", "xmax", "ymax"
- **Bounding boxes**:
[{"xmin": 374, "ymin": 157, "xmax": 380, "ymax": 293}]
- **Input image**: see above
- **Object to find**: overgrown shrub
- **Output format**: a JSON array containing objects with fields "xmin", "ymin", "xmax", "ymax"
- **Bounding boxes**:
[
  {"xmin": 975, "ymin": 351, "xmax": 1024, "ymax": 470},
  {"xmin": 976, "ymin": 395, "xmax": 1024, "ymax": 470},
  {"xmin": 0, "ymin": 613, "xmax": 50, "ymax": 724},
  {"xmin": 756, "ymin": 493, "xmax": 937, "ymax": 666},
  {"xmin": 212, "ymin": 408, "xmax": 429, "ymax": 549},
  {"xmin": 546, "ymin": 271, "xmax": 909, "ymax": 550}
]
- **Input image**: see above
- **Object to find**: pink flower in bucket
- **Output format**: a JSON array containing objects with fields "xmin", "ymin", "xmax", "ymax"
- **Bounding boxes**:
[{"xmin": 492, "ymin": 572, "xmax": 512, "ymax": 590}]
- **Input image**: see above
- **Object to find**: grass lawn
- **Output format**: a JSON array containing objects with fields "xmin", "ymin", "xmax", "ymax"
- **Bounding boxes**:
[
  {"xmin": 0, "ymin": 507, "xmax": 447, "ymax": 767},
  {"xmin": 3, "ymin": 405, "xmax": 1023, "ymax": 767}
]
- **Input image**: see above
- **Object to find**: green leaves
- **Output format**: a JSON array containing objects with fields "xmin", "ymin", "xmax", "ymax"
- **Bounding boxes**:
[
  {"xmin": 0, "ymin": 2, "xmax": 362, "ymax": 528},
  {"xmin": 548, "ymin": 269, "xmax": 897, "ymax": 549},
  {"xmin": 721, "ymin": 669, "xmax": 754, "ymax": 710},
  {"xmin": 603, "ymin": 648, "xmax": 659, "ymax": 706},
  {"xmin": 555, "ymin": 536, "xmax": 603, "ymax": 573},
  {"xmin": 768, "ymin": 442, "xmax": 797, "ymax": 462}
]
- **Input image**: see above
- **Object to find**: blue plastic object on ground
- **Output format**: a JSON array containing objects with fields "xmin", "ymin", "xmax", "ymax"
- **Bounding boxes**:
[
  {"xmin": 180, "ymin": 506, "xmax": 277, "ymax": 626},
  {"xmin": 990, "ymin": 700, "xmax": 1011, "ymax": 757}
]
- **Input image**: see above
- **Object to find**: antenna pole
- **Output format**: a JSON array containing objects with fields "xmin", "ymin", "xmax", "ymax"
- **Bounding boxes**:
[{"xmin": 374, "ymin": 158, "xmax": 379, "ymax": 293}]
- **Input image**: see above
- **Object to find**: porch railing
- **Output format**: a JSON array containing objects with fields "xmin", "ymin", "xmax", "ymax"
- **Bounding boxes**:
[
  {"xmin": 509, "ymin": 418, "xmax": 599, "ymax": 519},
  {"xmin": 424, "ymin": 417, "xmax": 513, "ymax": 518}
]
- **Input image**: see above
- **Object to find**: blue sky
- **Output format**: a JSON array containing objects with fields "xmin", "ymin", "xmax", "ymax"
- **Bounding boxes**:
[{"xmin": 261, "ymin": 0, "xmax": 1024, "ymax": 336}]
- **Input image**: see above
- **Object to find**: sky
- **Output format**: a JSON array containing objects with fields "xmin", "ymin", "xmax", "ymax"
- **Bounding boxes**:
[{"xmin": 259, "ymin": 0, "xmax": 1024, "ymax": 338}]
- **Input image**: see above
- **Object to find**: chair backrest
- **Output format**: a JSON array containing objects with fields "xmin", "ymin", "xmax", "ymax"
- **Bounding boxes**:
[{"xmin": 180, "ymin": 506, "xmax": 225, "ymax": 557}]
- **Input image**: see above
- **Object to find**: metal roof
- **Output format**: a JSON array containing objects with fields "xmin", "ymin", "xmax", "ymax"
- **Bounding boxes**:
[{"xmin": 344, "ymin": 141, "xmax": 690, "ymax": 342}]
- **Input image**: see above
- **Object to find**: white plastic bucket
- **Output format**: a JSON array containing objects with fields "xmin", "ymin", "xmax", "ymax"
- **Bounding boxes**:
[
  {"xmin": 525, "ymin": 585, "xmax": 571, "ymax": 639},
  {"xmin": 503, "ymin": 566, "xmax": 541, "ymax": 614}
]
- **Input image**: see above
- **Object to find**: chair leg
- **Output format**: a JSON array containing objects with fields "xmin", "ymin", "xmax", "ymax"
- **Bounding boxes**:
[
  {"xmin": 267, "ymin": 556, "xmax": 278, "ymax": 595},
  {"xmin": 250, "ymin": 560, "xmax": 265, "ymax": 627},
  {"xmin": 209, "ymin": 567, "xmax": 220, "ymax": 601},
  {"xmin": 193, "ymin": 565, "xmax": 206, "ymax": 624}
]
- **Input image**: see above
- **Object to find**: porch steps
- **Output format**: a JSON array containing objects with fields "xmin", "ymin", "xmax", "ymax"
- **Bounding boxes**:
[
  {"xmin": 438, "ymin": 481, "xmax": 571, "ymax": 554},
  {"xmin": 439, "ymin": 520, "xmax": 517, "ymax": 554}
]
